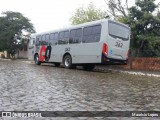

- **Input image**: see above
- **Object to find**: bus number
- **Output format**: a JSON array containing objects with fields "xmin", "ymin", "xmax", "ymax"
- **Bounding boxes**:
[
  {"xmin": 115, "ymin": 41, "xmax": 123, "ymax": 48},
  {"xmin": 65, "ymin": 48, "xmax": 70, "ymax": 52}
]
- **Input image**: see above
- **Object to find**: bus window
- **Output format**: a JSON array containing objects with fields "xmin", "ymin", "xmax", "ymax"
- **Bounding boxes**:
[
  {"xmin": 35, "ymin": 36, "xmax": 41, "ymax": 46},
  {"xmin": 50, "ymin": 33, "xmax": 54, "ymax": 45},
  {"xmin": 46, "ymin": 34, "xmax": 49, "ymax": 41},
  {"xmin": 39, "ymin": 36, "xmax": 41, "ymax": 41},
  {"xmin": 82, "ymin": 25, "xmax": 101, "ymax": 43},
  {"xmin": 64, "ymin": 31, "xmax": 69, "ymax": 38},
  {"xmin": 76, "ymin": 28, "xmax": 82, "ymax": 37},
  {"xmin": 50, "ymin": 32, "xmax": 59, "ymax": 45},
  {"xmin": 33, "ymin": 39, "xmax": 35, "ymax": 45},
  {"xmin": 58, "ymin": 31, "xmax": 69, "ymax": 44},
  {"xmin": 40, "ymin": 35, "xmax": 47, "ymax": 45},
  {"xmin": 92, "ymin": 25, "xmax": 101, "ymax": 42},
  {"xmin": 42, "ymin": 35, "xmax": 45, "ymax": 41},
  {"xmin": 69, "ymin": 28, "xmax": 82, "ymax": 44},
  {"xmin": 54, "ymin": 32, "xmax": 58, "ymax": 45},
  {"xmin": 50, "ymin": 33, "xmax": 54, "ymax": 40},
  {"xmin": 83, "ymin": 26, "xmax": 93, "ymax": 43},
  {"xmin": 108, "ymin": 21, "xmax": 129, "ymax": 41},
  {"xmin": 45, "ymin": 34, "xmax": 49, "ymax": 44},
  {"xmin": 92, "ymin": 25, "xmax": 101, "ymax": 34}
]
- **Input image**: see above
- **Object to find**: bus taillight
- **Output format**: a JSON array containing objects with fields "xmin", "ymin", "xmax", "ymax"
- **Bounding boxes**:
[{"xmin": 102, "ymin": 43, "xmax": 108, "ymax": 56}]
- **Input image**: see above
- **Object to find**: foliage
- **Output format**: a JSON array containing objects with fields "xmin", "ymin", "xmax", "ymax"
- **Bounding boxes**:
[
  {"xmin": 103, "ymin": 0, "xmax": 160, "ymax": 57},
  {"xmin": 127, "ymin": 0, "xmax": 160, "ymax": 57},
  {"xmin": 0, "ymin": 11, "xmax": 35, "ymax": 57},
  {"xmin": 103, "ymin": 0, "xmax": 129, "ymax": 19},
  {"xmin": 70, "ymin": 3, "xmax": 107, "ymax": 25}
]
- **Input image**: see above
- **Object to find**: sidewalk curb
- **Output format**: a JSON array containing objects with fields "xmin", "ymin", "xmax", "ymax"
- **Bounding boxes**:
[
  {"xmin": 95, "ymin": 66, "xmax": 160, "ymax": 78},
  {"xmin": 108, "ymin": 69, "xmax": 160, "ymax": 78}
]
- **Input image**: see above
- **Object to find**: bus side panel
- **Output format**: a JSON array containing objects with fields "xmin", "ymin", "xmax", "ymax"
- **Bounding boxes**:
[
  {"xmin": 50, "ymin": 45, "xmax": 68, "ymax": 62},
  {"xmin": 70, "ymin": 43, "xmax": 103, "ymax": 64},
  {"xmin": 50, "ymin": 43, "xmax": 103, "ymax": 64}
]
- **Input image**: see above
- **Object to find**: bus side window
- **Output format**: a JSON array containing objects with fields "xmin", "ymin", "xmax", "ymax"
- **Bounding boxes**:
[
  {"xmin": 64, "ymin": 31, "xmax": 69, "ymax": 44},
  {"xmin": 82, "ymin": 26, "xmax": 92, "ymax": 43},
  {"xmin": 54, "ymin": 32, "xmax": 58, "ymax": 45},
  {"xmin": 58, "ymin": 32, "xmax": 64, "ymax": 44},
  {"xmin": 69, "ymin": 28, "xmax": 82, "ymax": 44},
  {"xmin": 92, "ymin": 25, "xmax": 101, "ymax": 42},
  {"xmin": 70, "ymin": 30, "xmax": 76, "ymax": 43},
  {"xmin": 42, "ymin": 35, "xmax": 45, "ymax": 41},
  {"xmin": 33, "ymin": 39, "xmax": 35, "ymax": 45},
  {"xmin": 50, "ymin": 33, "xmax": 54, "ymax": 45},
  {"xmin": 39, "ymin": 36, "xmax": 41, "ymax": 41},
  {"xmin": 35, "ymin": 36, "xmax": 41, "ymax": 46},
  {"xmin": 58, "ymin": 31, "xmax": 69, "ymax": 44},
  {"xmin": 82, "ymin": 25, "xmax": 101, "ymax": 43},
  {"xmin": 41, "ymin": 35, "xmax": 48, "ymax": 45},
  {"xmin": 45, "ymin": 34, "xmax": 49, "ymax": 45}
]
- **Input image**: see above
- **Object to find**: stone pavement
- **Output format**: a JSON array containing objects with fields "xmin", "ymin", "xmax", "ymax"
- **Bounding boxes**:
[{"xmin": 0, "ymin": 60, "xmax": 160, "ymax": 120}]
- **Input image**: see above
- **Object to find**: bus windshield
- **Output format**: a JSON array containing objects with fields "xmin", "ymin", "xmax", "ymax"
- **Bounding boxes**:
[{"xmin": 108, "ymin": 21, "xmax": 130, "ymax": 41}]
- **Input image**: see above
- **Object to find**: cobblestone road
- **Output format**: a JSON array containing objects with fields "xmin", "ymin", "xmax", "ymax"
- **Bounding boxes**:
[{"xmin": 0, "ymin": 60, "xmax": 160, "ymax": 120}]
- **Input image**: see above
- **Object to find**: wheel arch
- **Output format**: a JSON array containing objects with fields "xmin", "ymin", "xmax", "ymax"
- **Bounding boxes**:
[
  {"xmin": 34, "ymin": 53, "xmax": 39, "ymax": 60},
  {"xmin": 62, "ymin": 52, "xmax": 72, "ymax": 62}
]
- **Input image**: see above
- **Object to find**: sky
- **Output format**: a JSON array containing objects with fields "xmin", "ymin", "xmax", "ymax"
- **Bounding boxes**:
[{"xmin": 0, "ymin": 0, "xmax": 135, "ymax": 33}]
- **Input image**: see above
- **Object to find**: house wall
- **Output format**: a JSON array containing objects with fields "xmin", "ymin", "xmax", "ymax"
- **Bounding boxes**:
[
  {"xmin": 15, "ymin": 50, "xmax": 28, "ymax": 59},
  {"xmin": 0, "ymin": 51, "xmax": 7, "ymax": 58}
]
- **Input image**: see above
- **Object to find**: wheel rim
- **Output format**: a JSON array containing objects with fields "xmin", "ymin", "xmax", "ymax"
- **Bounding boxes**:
[{"xmin": 65, "ymin": 57, "xmax": 70, "ymax": 67}]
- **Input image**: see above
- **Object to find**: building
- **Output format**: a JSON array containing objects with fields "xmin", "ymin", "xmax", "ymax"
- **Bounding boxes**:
[{"xmin": 0, "ymin": 51, "xmax": 7, "ymax": 58}]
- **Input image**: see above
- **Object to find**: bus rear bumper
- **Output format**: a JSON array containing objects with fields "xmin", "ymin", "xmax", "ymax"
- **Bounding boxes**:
[{"xmin": 101, "ymin": 54, "xmax": 128, "ymax": 65}]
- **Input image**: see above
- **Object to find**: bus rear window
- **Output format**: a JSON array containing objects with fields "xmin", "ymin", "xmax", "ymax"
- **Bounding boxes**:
[{"xmin": 108, "ymin": 21, "xmax": 130, "ymax": 41}]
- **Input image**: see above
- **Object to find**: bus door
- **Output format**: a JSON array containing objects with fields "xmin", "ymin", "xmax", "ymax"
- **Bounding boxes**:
[{"xmin": 39, "ymin": 34, "xmax": 51, "ymax": 62}]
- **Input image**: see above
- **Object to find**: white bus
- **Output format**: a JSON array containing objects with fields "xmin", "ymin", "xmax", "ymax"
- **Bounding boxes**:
[{"xmin": 28, "ymin": 19, "xmax": 130, "ymax": 70}]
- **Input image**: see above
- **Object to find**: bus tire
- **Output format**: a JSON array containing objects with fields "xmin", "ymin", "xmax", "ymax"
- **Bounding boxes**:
[
  {"xmin": 55, "ymin": 63, "xmax": 60, "ymax": 67},
  {"xmin": 83, "ymin": 64, "xmax": 95, "ymax": 71},
  {"xmin": 35, "ymin": 54, "xmax": 41, "ymax": 65},
  {"xmin": 63, "ymin": 55, "xmax": 74, "ymax": 69}
]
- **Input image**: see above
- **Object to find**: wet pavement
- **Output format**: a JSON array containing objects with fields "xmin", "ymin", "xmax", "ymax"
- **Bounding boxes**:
[{"xmin": 0, "ymin": 60, "xmax": 160, "ymax": 119}]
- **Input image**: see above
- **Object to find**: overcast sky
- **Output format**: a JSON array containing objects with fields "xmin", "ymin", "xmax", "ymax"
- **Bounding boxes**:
[{"xmin": 0, "ymin": 0, "xmax": 136, "ymax": 33}]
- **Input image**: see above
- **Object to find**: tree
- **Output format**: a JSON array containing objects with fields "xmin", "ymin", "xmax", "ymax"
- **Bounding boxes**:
[
  {"xmin": 0, "ymin": 11, "xmax": 35, "ymax": 58},
  {"xmin": 104, "ymin": 0, "xmax": 160, "ymax": 57},
  {"xmin": 103, "ymin": 0, "xmax": 129, "ymax": 19},
  {"xmin": 70, "ymin": 3, "xmax": 108, "ymax": 25},
  {"xmin": 127, "ymin": 0, "xmax": 160, "ymax": 57}
]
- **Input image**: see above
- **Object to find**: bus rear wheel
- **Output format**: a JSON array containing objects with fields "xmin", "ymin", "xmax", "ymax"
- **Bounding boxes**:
[
  {"xmin": 63, "ymin": 55, "xmax": 74, "ymax": 69},
  {"xmin": 35, "ymin": 54, "xmax": 41, "ymax": 65},
  {"xmin": 83, "ymin": 64, "xmax": 95, "ymax": 71}
]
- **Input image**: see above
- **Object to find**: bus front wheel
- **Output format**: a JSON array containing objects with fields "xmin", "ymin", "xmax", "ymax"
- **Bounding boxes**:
[
  {"xmin": 35, "ymin": 54, "xmax": 41, "ymax": 65},
  {"xmin": 63, "ymin": 55, "xmax": 74, "ymax": 69},
  {"xmin": 83, "ymin": 64, "xmax": 95, "ymax": 71}
]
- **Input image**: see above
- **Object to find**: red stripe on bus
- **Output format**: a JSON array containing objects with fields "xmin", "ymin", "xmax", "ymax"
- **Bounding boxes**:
[{"xmin": 40, "ymin": 46, "xmax": 46, "ymax": 61}]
